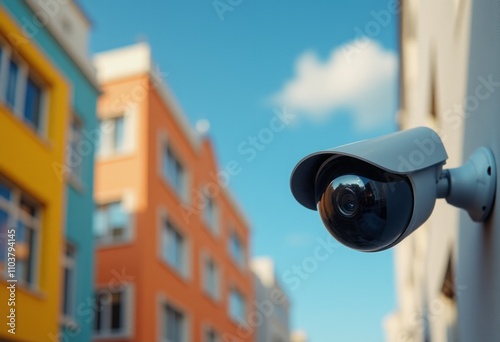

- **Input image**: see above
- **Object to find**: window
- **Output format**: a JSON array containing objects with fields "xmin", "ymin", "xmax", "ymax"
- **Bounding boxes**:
[
  {"xmin": 0, "ymin": 177, "xmax": 41, "ymax": 287},
  {"xmin": 203, "ymin": 256, "xmax": 219, "ymax": 300},
  {"xmin": 205, "ymin": 328, "xmax": 219, "ymax": 342},
  {"xmin": 229, "ymin": 289, "xmax": 246, "ymax": 324},
  {"xmin": 274, "ymin": 300, "xmax": 287, "ymax": 325},
  {"xmin": 203, "ymin": 194, "xmax": 218, "ymax": 234},
  {"xmin": 0, "ymin": 46, "xmax": 3, "ymax": 79},
  {"xmin": 113, "ymin": 116, "xmax": 125, "ymax": 149},
  {"xmin": 23, "ymin": 76, "xmax": 43, "ymax": 130},
  {"xmin": 0, "ymin": 43, "xmax": 46, "ymax": 135},
  {"xmin": 98, "ymin": 115, "xmax": 126, "ymax": 155},
  {"xmin": 94, "ymin": 287, "xmax": 130, "ymax": 337},
  {"xmin": 6, "ymin": 59, "xmax": 19, "ymax": 109},
  {"xmin": 163, "ymin": 304, "xmax": 185, "ymax": 342},
  {"xmin": 62, "ymin": 243, "xmax": 76, "ymax": 320},
  {"xmin": 162, "ymin": 219, "xmax": 187, "ymax": 277},
  {"xmin": 229, "ymin": 232, "xmax": 245, "ymax": 268},
  {"xmin": 67, "ymin": 116, "xmax": 83, "ymax": 179},
  {"xmin": 94, "ymin": 201, "xmax": 130, "ymax": 244},
  {"xmin": 162, "ymin": 145, "xmax": 186, "ymax": 200}
]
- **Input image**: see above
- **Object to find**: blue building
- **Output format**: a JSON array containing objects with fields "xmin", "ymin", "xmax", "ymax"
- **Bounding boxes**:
[{"xmin": 1, "ymin": 1, "xmax": 99, "ymax": 341}]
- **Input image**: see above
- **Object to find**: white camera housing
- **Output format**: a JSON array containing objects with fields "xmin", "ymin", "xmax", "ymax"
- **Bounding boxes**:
[{"xmin": 290, "ymin": 127, "xmax": 496, "ymax": 252}]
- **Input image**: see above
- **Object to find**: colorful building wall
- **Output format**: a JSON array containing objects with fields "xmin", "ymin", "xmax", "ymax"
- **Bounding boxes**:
[
  {"xmin": 0, "ymin": 6, "xmax": 68, "ymax": 341},
  {"xmin": 93, "ymin": 43, "xmax": 255, "ymax": 342},
  {"xmin": 1, "ymin": 1, "xmax": 99, "ymax": 341}
]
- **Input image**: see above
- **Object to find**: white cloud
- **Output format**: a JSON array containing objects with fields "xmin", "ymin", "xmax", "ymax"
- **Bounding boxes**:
[
  {"xmin": 284, "ymin": 232, "xmax": 315, "ymax": 248},
  {"xmin": 272, "ymin": 39, "xmax": 398, "ymax": 131}
]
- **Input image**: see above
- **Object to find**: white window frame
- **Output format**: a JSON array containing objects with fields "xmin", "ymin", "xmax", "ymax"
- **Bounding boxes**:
[
  {"xmin": 0, "ymin": 177, "xmax": 41, "ymax": 289},
  {"xmin": 203, "ymin": 191, "xmax": 219, "ymax": 236},
  {"xmin": 203, "ymin": 325, "xmax": 220, "ymax": 342},
  {"xmin": 94, "ymin": 200, "xmax": 133, "ymax": 246},
  {"xmin": 67, "ymin": 114, "xmax": 84, "ymax": 185},
  {"xmin": 98, "ymin": 108, "xmax": 136, "ymax": 158},
  {"xmin": 93, "ymin": 284, "xmax": 133, "ymax": 339},
  {"xmin": 0, "ymin": 41, "xmax": 48, "ymax": 137},
  {"xmin": 201, "ymin": 252, "xmax": 220, "ymax": 301},
  {"xmin": 62, "ymin": 243, "xmax": 77, "ymax": 324},
  {"xmin": 0, "ymin": 43, "xmax": 7, "ymax": 100},
  {"xmin": 158, "ymin": 131, "xmax": 189, "ymax": 203},
  {"xmin": 228, "ymin": 287, "xmax": 246, "ymax": 325},
  {"xmin": 159, "ymin": 210, "xmax": 190, "ymax": 279},
  {"xmin": 228, "ymin": 229, "xmax": 246, "ymax": 270},
  {"xmin": 158, "ymin": 296, "xmax": 189, "ymax": 342}
]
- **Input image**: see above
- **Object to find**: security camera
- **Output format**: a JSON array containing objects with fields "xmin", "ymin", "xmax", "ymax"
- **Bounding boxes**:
[{"xmin": 290, "ymin": 127, "xmax": 496, "ymax": 252}]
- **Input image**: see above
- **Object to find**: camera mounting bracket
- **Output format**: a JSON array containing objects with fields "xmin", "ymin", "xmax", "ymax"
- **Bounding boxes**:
[{"xmin": 441, "ymin": 147, "xmax": 496, "ymax": 222}]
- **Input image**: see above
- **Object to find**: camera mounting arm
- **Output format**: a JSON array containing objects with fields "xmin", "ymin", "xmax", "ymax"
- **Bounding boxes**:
[{"xmin": 437, "ymin": 147, "xmax": 496, "ymax": 222}]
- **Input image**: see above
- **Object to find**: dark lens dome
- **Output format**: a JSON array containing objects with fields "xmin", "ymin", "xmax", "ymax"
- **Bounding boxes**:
[
  {"xmin": 335, "ymin": 187, "xmax": 359, "ymax": 218},
  {"xmin": 315, "ymin": 158, "xmax": 414, "ymax": 252}
]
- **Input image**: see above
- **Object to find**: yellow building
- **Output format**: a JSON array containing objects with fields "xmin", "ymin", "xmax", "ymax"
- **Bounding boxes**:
[{"xmin": 0, "ymin": 7, "xmax": 69, "ymax": 341}]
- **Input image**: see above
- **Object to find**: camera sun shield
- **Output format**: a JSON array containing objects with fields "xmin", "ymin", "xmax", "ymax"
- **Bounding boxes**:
[
  {"xmin": 290, "ymin": 127, "xmax": 454, "ymax": 252},
  {"xmin": 290, "ymin": 127, "xmax": 448, "ymax": 210}
]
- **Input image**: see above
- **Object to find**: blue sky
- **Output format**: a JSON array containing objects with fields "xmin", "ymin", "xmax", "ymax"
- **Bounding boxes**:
[{"xmin": 84, "ymin": 0, "xmax": 400, "ymax": 340}]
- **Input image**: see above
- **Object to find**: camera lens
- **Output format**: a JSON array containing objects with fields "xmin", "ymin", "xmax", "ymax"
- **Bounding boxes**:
[
  {"xmin": 315, "ymin": 158, "xmax": 414, "ymax": 252},
  {"xmin": 335, "ymin": 187, "xmax": 359, "ymax": 218}
]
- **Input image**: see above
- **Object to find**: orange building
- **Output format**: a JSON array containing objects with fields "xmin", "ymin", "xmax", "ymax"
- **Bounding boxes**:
[{"xmin": 92, "ymin": 43, "xmax": 255, "ymax": 342}]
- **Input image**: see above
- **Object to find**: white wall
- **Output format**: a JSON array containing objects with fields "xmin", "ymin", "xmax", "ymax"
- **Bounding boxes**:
[
  {"xmin": 385, "ymin": 0, "xmax": 479, "ymax": 341},
  {"xmin": 387, "ymin": 0, "xmax": 500, "ymax": 341},
  {"xmin": 25, "ymin": 0, "xmax": 95, "ymax": 82},
  {"xmin": 252, "ymin": 258, "xmax": 291, "ymax": 342},
  {"xmin": 458, "ymin": 1, "xmax": 500, "ymax": 340}
]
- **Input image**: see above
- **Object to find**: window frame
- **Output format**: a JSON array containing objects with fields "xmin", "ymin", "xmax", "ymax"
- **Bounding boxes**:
[
  {"xmin": 6, "ymin": 57, "xmax": 23, "ymax": 111},
  {"xmin": 62, "ymin": 243, "xmax": 77, "ymax": 324},
  {"xmin": 23, "ymin": 73, "xmax": 45, "ymax": 131},
  {"xmin": 159, "ymin": 132, "xmax": 189, "ymax": 203},
  {"xmin": 99, "ymin": 115, "xmax": 124, "ymax": 155},
  {"xmin": 203, "ymin": 191, "xmax": 219, "ymax": 236},
  {"xmin": 0, "ymin": 41, "xmax": 48, "ymax": 137},
  {"xmin": 160, "ymin": 215, "xmax": 190, "ymax": 279},
  {"xmin": 228, "ymin": 287, "xmax": 247, "ymax": 325},
  {"xmin": 97, "ymin": 111, "xmax": 134, "ymax": 157},
  {"xmin": 160, "ymin": 299, "xmax": 189, "ymax": 342},
  {"xmin": 228, "ymin": 229, "xmax": 246, "ymax": 270},
  {"xmin": 202, "ymin": 252, "xmax": 220, "ymax": 301},
  {"xmin": 67, "ymin": 114, "xmax": 84, "ymax": 184},
  {"xmin": 0, "ymin": 43, "xmax": 6, "ymax": 98},
  {"xmin": 0, "ymin": 176, "xmax": 42, "ymax": 289},
  {"xmin": 93, "ymin": 284, "xmax": 133, "ymax": 339},
  {"xmin": 94, "ymin": 200, "xmax": 132, "ymax": 246},
  {"xmin": 203, "ymin": 325, "xmax": 220, "ymax": 342}
]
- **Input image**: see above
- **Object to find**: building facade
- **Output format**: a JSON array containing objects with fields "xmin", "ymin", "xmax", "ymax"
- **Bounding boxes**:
[
  {"xmin": 251, "ymin": 258, "xmax": 291, "ymax": 342},
  {"xmin": 290, "ymin": 331, "xmax": 308, "ymax": 342},
  {"xmin": 385, "ymin": 1, "xmax": 500, "ymax": 341},
  {"xmin": 93, "ymin": 43, "xmax": 255, "ymax": 342},
  {"xmin": 0, "ymin": 1, "xmax": 98, "ymax": 340}
]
